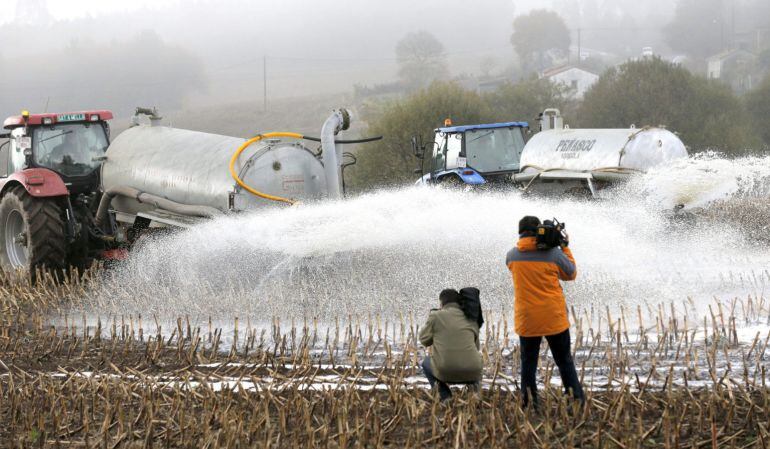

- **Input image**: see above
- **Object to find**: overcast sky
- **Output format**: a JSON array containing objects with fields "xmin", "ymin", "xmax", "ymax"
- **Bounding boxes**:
[
  {"xmin": 0, "ymin": 0, "xmax": 544, "ymax": 25},
  {"xmin": 0, "ymin": 0, "xmax": 179, "ymax": 23},
  {"xmin": 2, "ymin": 0, "xmax": 681, "ymax": 116}
]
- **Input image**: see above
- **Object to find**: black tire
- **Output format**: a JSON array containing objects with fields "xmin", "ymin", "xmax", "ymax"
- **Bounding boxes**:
[
  {"xmin": 0, "ymin": 185, "xmax": 66, "ymax": 278},
  {"xmin": 438, "ymin": 175, "xmax": 463, "ymax": 187}
]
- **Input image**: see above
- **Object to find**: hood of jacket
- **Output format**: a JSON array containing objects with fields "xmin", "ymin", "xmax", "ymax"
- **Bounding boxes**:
[{"xmin": 517, "ymin": 236, "xmax": 538, "ymax": 252}]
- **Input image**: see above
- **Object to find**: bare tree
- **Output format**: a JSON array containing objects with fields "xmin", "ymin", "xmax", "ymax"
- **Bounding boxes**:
[
  {"xmin": 14, "ymin": 0, "xmax": 52, "ymax": 25},
  {"xmin": 510, "ymin": 10, "xmax": 571, "ymax": 74},
  {"xmin": 395, "ymin": 31, "xmax": 449, "ymax": 90},
  {"xmin": 664, "ymin": 0, "xmax": 725, "ymax": 59}
]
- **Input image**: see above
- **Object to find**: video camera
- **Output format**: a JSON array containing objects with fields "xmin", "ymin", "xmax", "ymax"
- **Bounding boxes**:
[{"xmin": 536, "ymin": 218, "xmax": 568, "ymax": 250}]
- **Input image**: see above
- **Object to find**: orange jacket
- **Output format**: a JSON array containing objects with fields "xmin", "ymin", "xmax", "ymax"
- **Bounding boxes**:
[{"xmin": 506, "ymin": 236, "xmax": 576, "ymax": 337}]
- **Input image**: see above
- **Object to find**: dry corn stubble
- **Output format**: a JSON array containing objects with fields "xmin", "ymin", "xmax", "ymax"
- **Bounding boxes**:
[{"xmin": 2, "ymin": 269, "xmax": 770, "ymax": 448}]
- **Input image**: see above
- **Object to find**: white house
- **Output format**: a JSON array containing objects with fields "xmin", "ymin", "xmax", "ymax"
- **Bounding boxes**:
[
  {"xmin": 706, "ymin": 49, "xmax": 757, "ymax": 92},
  {"xmin": 541, "ymin": 65, "xmax": 599, "ymax": 99}
]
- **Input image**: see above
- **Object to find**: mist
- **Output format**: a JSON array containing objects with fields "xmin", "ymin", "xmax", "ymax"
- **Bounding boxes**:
[
  {"xmin": 0, "ymin": 1, "xmax": 669, "ymax": 117},
  {"xmin": 0, "ymin": 0, "xmax": 767, "ymax": 142}
]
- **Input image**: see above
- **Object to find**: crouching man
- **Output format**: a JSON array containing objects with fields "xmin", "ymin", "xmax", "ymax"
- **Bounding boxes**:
[{"xmin": 419, "ymin": 288, "xmax": 483, "ymax": 401}]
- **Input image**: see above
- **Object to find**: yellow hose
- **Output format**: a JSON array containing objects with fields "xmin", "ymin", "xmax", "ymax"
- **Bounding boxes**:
[{"xmin": 229, "ymin": 132, "xmax": 304, "ymax": 205}]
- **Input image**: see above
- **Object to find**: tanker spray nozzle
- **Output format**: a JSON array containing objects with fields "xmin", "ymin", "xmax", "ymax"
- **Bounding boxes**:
[
  {"xmin": 337, "ymin": 108, "xmax": 350, "ymax": 133},
  {"xmin": 133, "ymin": 107, "xmax": 163, "ymax": 127}
]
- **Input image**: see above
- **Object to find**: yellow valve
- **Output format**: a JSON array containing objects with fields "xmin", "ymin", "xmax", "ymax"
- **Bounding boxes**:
[{"xmin": 229, "ymin": 132, "xmax": 304, "ymax": 205}]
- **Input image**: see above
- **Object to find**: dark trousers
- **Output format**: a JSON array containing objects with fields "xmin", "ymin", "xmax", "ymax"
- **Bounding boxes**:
[
  {"xmin": 520, "ymin": 328, "xmax": 584, "ymax": 407},
  {"xmin": 421, "ymin": 357, "xmax": 479, "ymax": 401}
]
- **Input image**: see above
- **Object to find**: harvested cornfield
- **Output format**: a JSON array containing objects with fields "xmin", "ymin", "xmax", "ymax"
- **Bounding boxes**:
[
  {"xmin": 4, "ymin": 369, "xmax": 770, "ymax": 448},
  {"xmin": 696, "ymin": 197, "xmax": 770, "ymax": 243},
  {"xmin": 3, "ymin": 271, "xmax": 770, "ymax": 448}
]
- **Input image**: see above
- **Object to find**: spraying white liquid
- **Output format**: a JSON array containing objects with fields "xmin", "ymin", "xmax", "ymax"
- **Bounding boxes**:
[{"xmin": 82, "ymin": 154, "xmax": 770, "ymax": 325}]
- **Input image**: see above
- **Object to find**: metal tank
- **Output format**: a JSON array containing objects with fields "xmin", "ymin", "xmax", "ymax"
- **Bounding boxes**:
[
  {"xmin": 97, "ymin": 108, "xmax": 349, "ymax": 229},
  {"xmin": 513, "ymin": 109, "xmax": 688, "ymax": 196}
]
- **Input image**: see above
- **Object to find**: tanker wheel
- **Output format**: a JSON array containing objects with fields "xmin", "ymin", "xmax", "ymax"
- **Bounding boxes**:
[{"xmin": 0, "ymin": 185, "xmax": 66, "ymax": 279}]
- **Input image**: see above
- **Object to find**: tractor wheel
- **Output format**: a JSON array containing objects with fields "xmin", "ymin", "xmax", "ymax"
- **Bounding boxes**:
[
  {"xmin": 439, "ymin": 175, "xmax": 463, "ymax": 187},
  {"xmin": 0, "ymin": 185, "xmax": 66, "ymax": 278}
]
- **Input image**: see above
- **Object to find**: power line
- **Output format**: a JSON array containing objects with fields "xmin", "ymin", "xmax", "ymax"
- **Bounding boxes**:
[
  {"xmin": 570, "ymin": 26, "xmax": 662, "ymax": 33},
  {"xmin": 0, "ymin": 44, "xmax": 515, "ymax": 102},
  {"xmin": 216, "ymin": 45, "xmax": 512, "ymax": 68}
]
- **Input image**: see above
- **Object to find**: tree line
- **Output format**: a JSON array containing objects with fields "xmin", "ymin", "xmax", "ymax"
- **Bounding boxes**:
[
  {"xmin": 350, "ymin": 58, "xmax": 770, "ymax": 190},
  {"xmin": 0, "ymin": 31, "xmax": 206, "ymax": 119}
]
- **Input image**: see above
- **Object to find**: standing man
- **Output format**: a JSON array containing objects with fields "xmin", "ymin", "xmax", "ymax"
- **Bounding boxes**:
[
  {"xmin": 506, "ymin": 216, "xmax": 584, "ymax": 407},
  {"xmin": 419, "ymin": 289, "xmax": 483, "ymax": 402}
]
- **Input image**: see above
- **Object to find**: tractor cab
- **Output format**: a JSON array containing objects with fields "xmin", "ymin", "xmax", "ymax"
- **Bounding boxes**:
[
  {"xmin": 0, "ymin": 110, "xmax": 114, "ymax": 274},
  {"xmin": 413, "ymin": 120, "xmax": 529, "ymax": 185},
  {"xmin": 2, "ymin": 111, "xmax": 113, "ymax": 194}
]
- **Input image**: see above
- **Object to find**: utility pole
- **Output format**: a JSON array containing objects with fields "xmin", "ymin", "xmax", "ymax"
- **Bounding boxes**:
[
  {"xmin": 577, "ymin": 28, "xmax": 582, "ymax": 65},
  {"xmin": 720, "ymin": 0, "xmax": 726, "ymax": 52},
  {"xmin": 263, "ymin": 55, "xmax": 267, "ymax": 112},
  {"xmin": 730, "ymin": 0, "xmax": 735, "ymax": 50},
  {"xmin": 718, "ymin": 18, "xmax": 725, "ymax": 52}
]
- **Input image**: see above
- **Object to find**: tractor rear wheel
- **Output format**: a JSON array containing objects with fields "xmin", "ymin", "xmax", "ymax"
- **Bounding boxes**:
[{"xmin": 0, "ymin": 185, "xmax": 66, "ymax": 278}]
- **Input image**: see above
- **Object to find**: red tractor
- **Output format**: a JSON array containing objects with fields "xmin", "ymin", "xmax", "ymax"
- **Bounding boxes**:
[{"xmin": 0, "ymin": 110, "xmax": 115, "ymax": 275}]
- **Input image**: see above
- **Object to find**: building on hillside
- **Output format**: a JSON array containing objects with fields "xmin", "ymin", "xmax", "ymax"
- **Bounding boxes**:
[
  {"xmin": 540, "ymin": 65, "xmax": 599, "ymax": 99},
  {"xmin": 477, "ymin": 77, "xmax": 509, "ymax": 93},
  {"xmin": 706, "ymin": 49, "xmax": 757, "ymax": 93}
]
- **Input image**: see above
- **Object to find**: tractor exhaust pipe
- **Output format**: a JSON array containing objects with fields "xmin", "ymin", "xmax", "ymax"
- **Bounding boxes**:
[{"xmin": 321, "ymin": 109, "xmax": 350, "ymax": 200}]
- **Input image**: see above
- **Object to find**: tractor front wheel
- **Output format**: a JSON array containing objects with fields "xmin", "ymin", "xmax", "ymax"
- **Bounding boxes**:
[
  {"xmin": 438, "ymin": 175, "xmax": 463, "ymax": 187},
  {"xmin": 0, "ymin": 186, "xmax": 66, "ymax": 278}
]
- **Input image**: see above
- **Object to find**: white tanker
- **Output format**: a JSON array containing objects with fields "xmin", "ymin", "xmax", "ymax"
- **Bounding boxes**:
[
  {"xmin": 0, "ymin": 106, "xmax": 368, "ymax": 275},
  {"xmin": 96, "ymin": 108, "xmax": 353, "ymax": 231},
  {"xmin": 514, "ymin": 109, "xmax": 688, "ymax": 196}
]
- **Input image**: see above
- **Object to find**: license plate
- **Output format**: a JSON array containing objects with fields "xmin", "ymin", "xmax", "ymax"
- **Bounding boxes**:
[
  {"xmin": 56, "ymin": 113, "xmax": 85, "ymax": 122},
  {"xmin": 19, "ymin": 136, "xmax": 31, "ymax": 149}
]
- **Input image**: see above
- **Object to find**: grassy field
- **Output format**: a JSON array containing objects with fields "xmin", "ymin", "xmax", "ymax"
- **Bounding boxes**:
[{"xmin": 2, "ymin": 269, "xmax": 770, "ymax": 447}]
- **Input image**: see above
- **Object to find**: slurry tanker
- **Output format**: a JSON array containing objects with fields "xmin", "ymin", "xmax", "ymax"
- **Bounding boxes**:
[
  {"xmin": 514, "ymin": 109, "xmax": 688, "ymax": 197},
  {"xmin": 0, "ymin": 107, "xmax": 360, "ymax": 274},
  {"xmin": 416, "ymin": 108, "xmax": 688, "ymax": 197}
]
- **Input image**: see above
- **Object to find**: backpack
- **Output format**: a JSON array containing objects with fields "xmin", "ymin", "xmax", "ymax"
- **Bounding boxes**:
[{"xmin": 459, "ymin": 287, "xmax": 484, "ymax": 329}]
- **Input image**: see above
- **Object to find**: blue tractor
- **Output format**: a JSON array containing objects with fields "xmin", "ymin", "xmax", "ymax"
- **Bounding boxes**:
[{"xmin": 413, "ymin": 120, "xmax": 529, "ymax": 185}]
